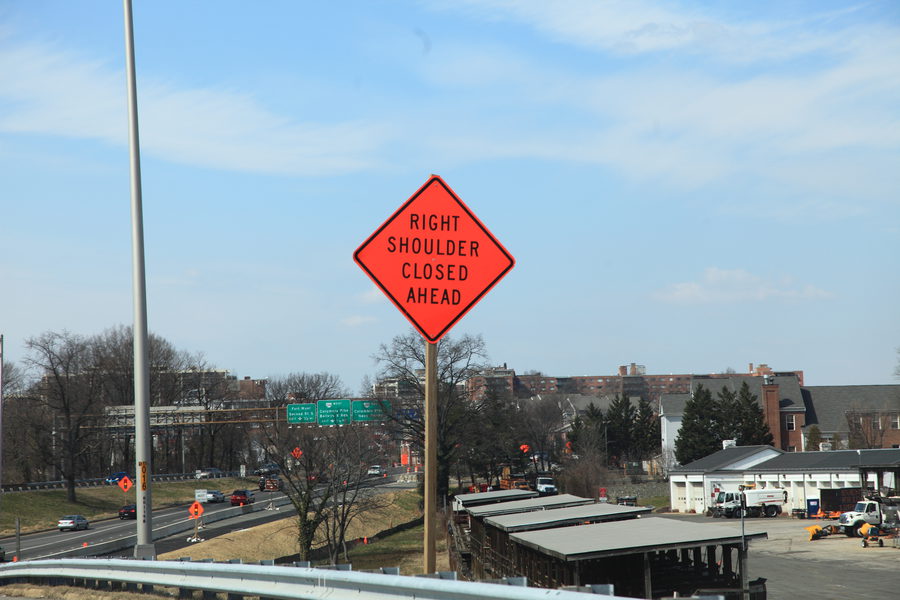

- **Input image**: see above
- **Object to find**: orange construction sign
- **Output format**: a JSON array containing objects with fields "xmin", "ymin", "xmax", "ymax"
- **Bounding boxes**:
[
  {"xmin": 118, "ymin": 476, "xmax": 133, "ymax": 493},
  {"xmin": 354, "ymin": 175, "xmax": 514, "ymax": 343},
  {"xmin": 188, "ymin": 501, "xmax": 205, "ymax": 519}
]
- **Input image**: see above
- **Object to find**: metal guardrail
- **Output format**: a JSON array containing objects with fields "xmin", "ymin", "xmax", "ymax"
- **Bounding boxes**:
[
  {"xmin": 0, "ymin": 558, "xmax": 641, "ymax": 600},
  {"xmin": 1, "ymin": 471, "xmax": 240, "ymax": 493}
]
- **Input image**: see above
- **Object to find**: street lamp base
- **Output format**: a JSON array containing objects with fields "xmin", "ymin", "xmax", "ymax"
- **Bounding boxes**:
[{"xmin": 134, "ymin": 543, "xmax": 156, "ymax": 560}]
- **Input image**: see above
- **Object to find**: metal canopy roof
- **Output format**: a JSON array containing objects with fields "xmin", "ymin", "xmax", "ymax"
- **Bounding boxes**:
[
  {"xmin": 452, "ymin": 489, "xmax": 538, "ymax": 508},
  {"xmin": 509, "ymin": 517, "xmax": 767, "ymax": 562},
  {"xmin": 467, "ymin": 494, "xmax": 594, "ymax": 518},
  {"xmin": 484, "ymin": 502, "xmax": 652, "ymax": 532}
]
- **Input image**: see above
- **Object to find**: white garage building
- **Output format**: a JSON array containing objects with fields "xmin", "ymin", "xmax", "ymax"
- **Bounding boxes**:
[{"xmin": 669, "ymin": 446, "xmax": 900, "ymax": 514}]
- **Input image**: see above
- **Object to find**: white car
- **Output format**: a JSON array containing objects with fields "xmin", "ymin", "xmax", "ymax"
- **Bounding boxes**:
[
  {"xmin": 367, "ymin": 465, "xmax": 384, "ymax": 477},
  {"xmin": 195, "ymin": 467, "xmax": 223, "ymax": 479},
  {"xmin": 58, "ymin": 515, "xmax": 89, "ymax": 531},
  {"xmin": 206, "ymin": 490, "xmax": 225, "ymax": 503}
]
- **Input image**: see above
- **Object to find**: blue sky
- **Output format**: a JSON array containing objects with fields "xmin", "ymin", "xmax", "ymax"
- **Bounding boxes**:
[{"xmin": 1, "ymin": 1, "xmax": 898, "ymax": 392}]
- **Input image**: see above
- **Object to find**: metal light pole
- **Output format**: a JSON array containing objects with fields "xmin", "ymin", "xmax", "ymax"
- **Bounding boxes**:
[
  {"xmin": 423, "ymin": 341, "xmax": 437, "ymax": 574},
  {"xmin": 123, "ymin": 0, "xmax": 154, "ymax": 559},
  {"xmin": 0, "ymin": 334, "xmax": 4, "ymax": 502}
]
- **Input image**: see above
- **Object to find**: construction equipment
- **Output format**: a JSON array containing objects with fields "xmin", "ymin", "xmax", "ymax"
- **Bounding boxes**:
[
  {"xmin": 858, "ymin": 522, "xmax": 897, "ymax": 548},
  {"xmin": 498, "ymin": 466, "xmax": 530, "ymax": 490},
  {"xmin": 804, "ymin": 523, "xmax": 839, "ymax": 541},
  {"xmin": 838, "ymin": 494, "xmax": 900, "ymax": 537}
]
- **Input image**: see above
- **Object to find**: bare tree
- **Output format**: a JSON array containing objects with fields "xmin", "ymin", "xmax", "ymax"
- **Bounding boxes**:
[
  {"xmin": 2, "ymin": 362, "xmax": 53, "ymax": 483},
  {"xmin": 2, "ymin": 361, "xmax": 25, "ymax": 397},
  {"xmin": 319, "ymin": 426, "xmax": 390, "ymax": 563},
  {"xmin": 267, "ymin": 373, "xmax": 348, "ymax": 407},
  {"xmin": 847, "ymin": 411, "xmax": 888, "ymax": 449},
  {"xmin": 253, "ymin": 420, "xmax": 360, "ymax": 561},
  {"xmin": 458, "ymin": 388, "xmax": 516, "ymax": 489},
  {"xmin": 562, "ymin": 405, "xmax": 609, "ymax": 496},
  {"xmin": 23, "ymin": 331, "xmax": 105, "ymax": 501},
  {"xmin": 180, "ymin": 355, "xmax": 240, "ymax": 470},
  {"xmin": 519, "ymin": 395, "xmax": 564, "ymax": 472},
  {"xmin": 372, "ymin": 331, "xmax": 489, "ymax": 499},
  {"xmin": 90, "ymin": 325, "xmax": 190, "ymax": 472}
]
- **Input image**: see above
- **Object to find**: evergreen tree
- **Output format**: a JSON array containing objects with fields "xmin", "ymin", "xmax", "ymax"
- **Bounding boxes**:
[
  {"xmin": 606, "ymin": 394, "xmax": 635, "ymax": 465},
  {"xmin": 569, "ymin": 402, "xmax": 606, "ymax": 460},
  {"xmin": 805, "ymin": 425, "xmax": 824, "ymax": 451},
  {"xmin": 674, "ymin": 385, "xmax": 721, "ymax": 465},
  {"xmin": 715, "ymin": 386, "xmax": 739, "ymax": 441},
  {"xmin": 633, "ymin": 397, "xmax": 660, "ymax": 460},
  {"xmin": 734, "ymin": 381, "xmax": 774, "ymax": 446}
]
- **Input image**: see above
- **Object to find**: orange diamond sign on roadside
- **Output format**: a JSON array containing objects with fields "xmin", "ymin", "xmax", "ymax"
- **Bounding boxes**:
[
  {"xmin": 188, "ymin": 501, "xmax": 204, "ymax": 519},
  {"xmin": 118, "ymin": 476, "xmax": 133, "ymax": 493},
  {"xmin": 354, "ymin": 175, "xmax": 514, "ymax": 342},
  {"xmin": 292, "ymin": 447, "xmax": 303, "ymax": 459}
]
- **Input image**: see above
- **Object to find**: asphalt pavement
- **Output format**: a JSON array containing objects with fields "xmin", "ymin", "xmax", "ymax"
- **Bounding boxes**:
[{"xmin": 658, "ymin": 512, "xmax": 899, "ymax": 600}]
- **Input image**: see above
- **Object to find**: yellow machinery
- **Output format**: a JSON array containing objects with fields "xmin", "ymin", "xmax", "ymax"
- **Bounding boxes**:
[{"xmin": 804, "ymin": 523, "xmax": 839, "ymax": 541}]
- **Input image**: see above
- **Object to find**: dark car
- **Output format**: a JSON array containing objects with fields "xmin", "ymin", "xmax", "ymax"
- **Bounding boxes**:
[
  {"xmin": 230, "ymin": 489, "xmax": 255, "ymax": 506},
  {"xmin": 105, "ymin": 472, "xmax": 130, "ymax": 484},
  {"xmin": 118, "ymin": 504, "xmax": 137, "ymax": 519},
  {"xmin": 258, "ymin": 476, "xmax": 284, "ymax": 491},
  {"xmin": 253, "ymin": 463, "xmax": 280, "ymax": 476}
]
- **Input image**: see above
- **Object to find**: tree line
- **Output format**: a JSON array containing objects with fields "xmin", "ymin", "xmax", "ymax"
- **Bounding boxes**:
[
  {"xmin": 673, "ymin": 381, "xmax": 773, "ymax": 465},
  {"xmin": 2, "ymin": 325, "xmax": 667, "ymax": 560},
  {"xmin": 0, "ymin": 326, "xmax": 355, "ymax": 502}
]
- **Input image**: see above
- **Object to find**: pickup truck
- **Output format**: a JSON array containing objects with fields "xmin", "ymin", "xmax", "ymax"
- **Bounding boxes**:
[{"xmin": 838, "ymin": 495, "xmax": 900, "ymax": 537}]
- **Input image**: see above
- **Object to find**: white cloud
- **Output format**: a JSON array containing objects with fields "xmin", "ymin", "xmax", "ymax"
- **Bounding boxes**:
[
  {"xmin": 0, "ymin": 41, "xmax": 391, "ymax": 176},
  {"xmin": 341, "ymin": 315, "xmax": 376, "ymax": 327},
  {"xmin": 434, "ymin": 0, "xmax": 869, "ymax": 63},
  {"xmin": 360, "ymin": 286, "xmax": 386, "ymax": 305},
  {"xmin": 409, "ymin": 24, "xmax": 900, "ymax": 205},
  {"xmin": 436, "ymin": 0, "xmax": 721, "ymax": 55},
  {"xmin": 653, "ymin": 267, "xmax": 832, "ymax": 304}
]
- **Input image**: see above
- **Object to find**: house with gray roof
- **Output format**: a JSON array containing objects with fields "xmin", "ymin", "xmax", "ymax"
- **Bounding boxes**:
[
  {"xmin": 660, "ymin": 376, "xmax": 900, "ymax": 470},
  {"xmin": 802, "ymin": 385, "xmax": 900, "ymax": 449}
]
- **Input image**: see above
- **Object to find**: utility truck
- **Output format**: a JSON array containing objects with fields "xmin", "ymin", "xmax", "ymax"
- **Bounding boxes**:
[
  {"xmin": 498, "ymin": 466, "xmax": 530, "ymax": 490},
  {"xmin": 713, "ymin": 488, "xmax": 788, "ymax": 518},
  {"xmin": 533, "ymin": 475, "xmax": 558, "ymax": 496},
  {"xmin": 837, "ymin": 494, "xmax": 900, "ymax": 537}
]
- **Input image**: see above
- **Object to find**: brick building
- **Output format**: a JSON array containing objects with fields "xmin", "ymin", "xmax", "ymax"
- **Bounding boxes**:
[{"xmin": 465, "ymin": 362, "xmax": 797, "ymax": 404}]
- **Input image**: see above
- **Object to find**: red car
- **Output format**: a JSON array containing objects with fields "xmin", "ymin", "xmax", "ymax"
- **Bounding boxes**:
[{"xmin": 230, "ymin": 489, "xmax": 255, "ymax": 506}]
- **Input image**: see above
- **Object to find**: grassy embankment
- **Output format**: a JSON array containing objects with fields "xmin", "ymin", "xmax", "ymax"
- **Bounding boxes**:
[
  {"xmin": 0, "ymin": 478, "xmax": 253, "ymax": 536},
  {"xmin": 158, "ymin": 489, "xmax": 450, "ymax": 574}
]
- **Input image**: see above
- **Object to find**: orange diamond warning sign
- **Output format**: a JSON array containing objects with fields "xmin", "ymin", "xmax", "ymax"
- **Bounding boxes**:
[{"xmin": 354, "ymin": 176, "xmax": 514, "ymax": 342}]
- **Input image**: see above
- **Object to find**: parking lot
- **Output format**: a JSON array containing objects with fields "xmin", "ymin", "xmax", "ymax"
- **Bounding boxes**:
[{"xmin": 661, "ymin": 513, "xmax": 898, "ymax": 599}]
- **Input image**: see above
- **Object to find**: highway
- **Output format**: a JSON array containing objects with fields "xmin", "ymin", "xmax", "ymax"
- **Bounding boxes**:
[
  {"xmin": 1, "ymin": 473, "xmax": 407, "ymax": 561},
  {"xmin": 0, "ymin": 489, "xmax": 286, "ymax": 561}
]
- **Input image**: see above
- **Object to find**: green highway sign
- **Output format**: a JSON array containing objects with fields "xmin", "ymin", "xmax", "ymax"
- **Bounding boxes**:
[
  {"xmin": 286, "ymin": 403, "xmax": 316, "ymax": 424},
  {"xmin": 352, "ymin": 399, "xmax": 391, "ymax": 422},
  {"xmin": 317, "ymin": 399, "xmax": 352, "ymax": 426}
]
